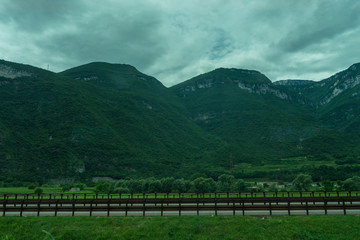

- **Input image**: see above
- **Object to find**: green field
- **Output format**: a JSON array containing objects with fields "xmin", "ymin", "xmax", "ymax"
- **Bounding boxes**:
[
  {"xmin": 0, "ymin": 187, "xmax": 95, "ymax": 195},
  {"xmin": 0, "ymin": 215, "xmax": 359, "ymax": 240}
]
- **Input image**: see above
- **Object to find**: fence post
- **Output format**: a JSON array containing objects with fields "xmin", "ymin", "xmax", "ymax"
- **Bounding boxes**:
[
  {"xmin": 324, "ymin": 198, "xmax": 328, "ymax": 215},
  {"xmin": 125, "ymin": 199, "xmax": 128, "ymax": 217},
  {"xmin": 161, "ymin": 199, "xmax": 164, "ymax": 217},
  {"xmin": 215, "ymin": 198, "xmax": 217, "ymax": 216},
  {"xmin": 55, "ymin": 199, "xmax": 59, "ymax": 217},
  {"xmin": 37, "ymin": 199, "xmax": 41, "ymax": 217},
  {"xmin": 20, "ymin": 199, "xmax": 24, "ymax": 217},
  {"xmin": 143, "ymin": 199, "xmax": 146, "ymax": 217},
  {"xmin": 233, "ymin": 200, "xmax": 236, "ymax": 216},
  {"xmin": 269, "ymin": 201, "xmax": 272, "ymax": 216},
  {"xmin": 72, "ymin": 199, "xmax": 75, "ymax": 217},
  {"xmin": 342, "ymin": 199, "xmax": 346, "ymax": 215},
  {"xmin": 197, "ymin": 198, "xmax": 199, "ymax": 216},
  {"xmin": 287, "ymin": 199, "xmax": 291, "ymax": 216}
]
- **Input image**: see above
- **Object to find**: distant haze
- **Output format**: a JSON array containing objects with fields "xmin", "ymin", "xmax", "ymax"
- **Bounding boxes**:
[{"xmin": 1, "ymin": 0, "xmax": 360, "ymax": 86}]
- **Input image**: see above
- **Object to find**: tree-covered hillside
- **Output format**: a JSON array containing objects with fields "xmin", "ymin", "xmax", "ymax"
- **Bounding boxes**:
[
  {"xmin": 0, "ymin": 60, "xmax": 226, "ymax": 184},
  {"xmin": 1, "ymin": 60, "xmax": 360, "ymax": 184}
]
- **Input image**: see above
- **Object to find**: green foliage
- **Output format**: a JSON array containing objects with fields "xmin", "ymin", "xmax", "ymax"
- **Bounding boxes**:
[
  {"xmin": 27, "ymin": 183, "xmax": 37, "ymax": 190},
  {"xmin": 217, "ymin": 174, "xmax": 235, "ymax": 192},
  {"xmin": 192, "ymin": 177, "xmax": 216, "ymax": 193},
  {"xmin": 343, "ymin": 176, "xmax": 360, "ymax": 191},
  {"xmin": 322, "ymin": 180, "xmax": 334, "ymax": 191},
  {"xmin": 34, "ymin": 188, "xmax": 43, "ymax": 194},
  {"xmin": 292, "ymin": 174, "xmax": 313, "ymax": 191},
  {"xmin": 1, "ymin": 59, "xmax": 360, "ymax": 184},
  {"xmin": 95, "ymin": 182, "xmax": 111, "ymax": 193},
  {"xmin": 234, "ymin": 179, "xmax": 248, "ymax": 192}
]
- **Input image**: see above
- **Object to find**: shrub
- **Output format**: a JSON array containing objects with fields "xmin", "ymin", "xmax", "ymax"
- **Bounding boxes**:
[
  {"xmin": 34, "ymin": 188, "xmax": 43, "ymax": 194},
  {"xmin": 28, "ymin": 183, "xmax": 37, "ymax": 190}
]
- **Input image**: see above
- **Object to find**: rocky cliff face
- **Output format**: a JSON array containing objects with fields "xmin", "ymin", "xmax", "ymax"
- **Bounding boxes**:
[
  {"xmin": 0, "ymin": 64, "xmax": 32, "ymax": 80},
  {"xmin": 319, "ymin": 64, "xmax": 360, "ymax": 105},
  {"xmin": 273, "ymin": 80, "xmax": 315, "ymax": 86}
]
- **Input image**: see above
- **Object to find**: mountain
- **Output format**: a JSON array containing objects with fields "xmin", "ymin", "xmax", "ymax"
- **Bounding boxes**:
[
  {"xmin": 1, "ymin": 59, "xmax": 360, "ymax": 184},
  {"xmin": 171, "ymin": 65, "xmax": 360, "ymax": 180},
  {"xmin": 171, "ymin": 68, "xmax": 320, "ymax": 164},
  {"xmin": 0, "ymin": 60, "xmax": 225, "ymax": 184},
  {"xmin": 273, "ymin": 79, "xmax": 315, "ymax": 86}
]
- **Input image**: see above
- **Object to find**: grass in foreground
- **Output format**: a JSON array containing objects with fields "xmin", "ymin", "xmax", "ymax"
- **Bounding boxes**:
[{"xmin": 0, "ymin": 215, "xmax": 359, "ymax": 240}]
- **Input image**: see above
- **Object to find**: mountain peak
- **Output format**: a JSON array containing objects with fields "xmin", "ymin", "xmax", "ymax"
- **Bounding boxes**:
[{"xmin": 60, "ymin": 62, "xmax": 164, "ymax": 89}]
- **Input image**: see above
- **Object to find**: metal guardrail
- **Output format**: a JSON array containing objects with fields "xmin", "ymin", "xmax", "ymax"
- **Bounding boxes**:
[{"xmin": 1, "ymin": 194, "xmax": 360, "ymax": 217}]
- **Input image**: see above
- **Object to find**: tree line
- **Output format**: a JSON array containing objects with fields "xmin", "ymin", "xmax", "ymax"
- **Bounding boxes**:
[{"xmin": 91, "ymin": 174, "xmax": 360, "ymax": 194}]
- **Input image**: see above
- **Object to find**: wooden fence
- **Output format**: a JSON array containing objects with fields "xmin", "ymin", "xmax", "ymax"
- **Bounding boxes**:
[{"xmin": 1, "ymin": 192, "xmax": 360, "ymax": 217}]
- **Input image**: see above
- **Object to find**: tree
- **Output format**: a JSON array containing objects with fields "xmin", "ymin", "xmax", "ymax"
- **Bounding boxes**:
[
  {"xmin": 127, "ymin": 179, "xmax": 143, "ymax": 193},
  {"xmin": 322, "ymin": 180, "xmax": 334, "ymax": 191},
  {"xmin": 217, "ymin": 174, "xmax": 235, "ymax": 192},
  {"xmin": 268, "ymin": 184, "xmax": 278, "ymax": 193},
  {"xmin": 343, "ymin": 176, "xmax": 360, "ymax": 191},
  {"xmin": 192, "ymin": 177, "xmax": 216, "ymax": 193},
  {"xmin": 292, "ymin": 174, "xmax": 312, "ymax": 191},
  {"xmin": 234, "ymin": 179, "xmax": 248, "ymax": 192},
  {"xmin": 160, "ymin": 177, "xmax": 175, "ymax": 193},
  {"xmin": 172, "ymin": 178, "xmax": 191, "ymax": 193},
  {"xmin": 148, "ymin": 179, "xmax": 162, "ymax": 193},
  {"xmin": 95, "ymin": 182, "xmax": 111, "ymax": 193},
  {"xmin": 34, "ymin": 187, "xmax": 43, "ymax": 194}
]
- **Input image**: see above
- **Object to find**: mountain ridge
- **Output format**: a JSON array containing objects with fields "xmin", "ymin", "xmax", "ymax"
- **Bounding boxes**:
[{"xmin": 1, "ymin": 59, "xmax": 360, "ymax": 184}]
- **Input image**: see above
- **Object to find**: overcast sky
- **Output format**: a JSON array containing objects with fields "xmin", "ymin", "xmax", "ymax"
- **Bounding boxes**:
[{"xmin": 1, "ymin": 0, "xmax": 360, "ymax": 87}]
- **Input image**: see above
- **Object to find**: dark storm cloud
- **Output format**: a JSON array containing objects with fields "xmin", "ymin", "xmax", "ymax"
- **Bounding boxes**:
[{"xmin": 1, "ymin": 0, "xmax": 360, "ymax": 86}]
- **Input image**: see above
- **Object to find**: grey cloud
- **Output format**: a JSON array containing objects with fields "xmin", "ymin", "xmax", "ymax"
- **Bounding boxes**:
[
  {"xmin": 0, "ymin": 0, "xmax": 360, "ymax": 86},
  {"xmin": 1, "ymin": 0, "xmax": 83, "ymax": 33},
  {"xmin": 278, "ymin": 0, "xmax": 360, "ymax": 53}
]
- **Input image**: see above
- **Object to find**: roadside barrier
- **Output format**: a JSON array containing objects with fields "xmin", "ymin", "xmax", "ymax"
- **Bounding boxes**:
[{"xmin": 1, "ymin": 191, "xmax": 359, "ymax": 217}]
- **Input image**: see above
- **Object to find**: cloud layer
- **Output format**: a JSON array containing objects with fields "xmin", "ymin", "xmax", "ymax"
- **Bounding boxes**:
[{"xmin": 1, "ymin": 0, "xmax": 360, "ymax": 86}]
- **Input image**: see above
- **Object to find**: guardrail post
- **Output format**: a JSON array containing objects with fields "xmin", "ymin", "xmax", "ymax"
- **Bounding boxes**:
[
  {"xmin": 179, "ymin": 199, "xmax": 181, "ymax": 216},
  {"xmin": 125, "ymin": 199, "xmax": 128, "ymax": 217},
  {"xmin": 269, "ymin": 201, "xmax": 272, "ymax": 216},
  {"xmin": 20, "ymin": 199, "xmax": 24, "ymax": 217},
  {"xmin": 215, "ymin": 198, "xmax": 217, "ymax": 216},
  {"xmin": 72, "ymin": 199, "xmax": 75, "ymax": 217},
  {"xmin": 143, "ymin": 199, "xmax": 146, "ymax": 217},
  {"xmin": 287, "ymin": 199, "xmax": 291, "ymax": 216},
  {"xmin": 161, "ymin": 199, "xmax": 164, "ymax": 217},
  {"xmin": 2, "ymin": 194, "xmax": 6, "ymax": 217},
  {"xmin": 89, "ymin": 199, "xmax": 93, "ymax": 217},
  {"xmin": 306, "ymin": 200, "xmax": 309, "ymax": 215},
  {"xmin": 233, "ymin": 200, "xmax": 236, "ymax": 216},
  {"xmin": 324, "ymin": 198, "xmax": 328, "ymax": 215},
  {"xmin": 55, "ymin": 199, "xmax": 59, "ymax": 217},
  {"xmin": 197, "ymin": 199, "xmax": 199, "ymax": 216},
  {"xmin": 342, "ymin": 199, "xmax": 346, "ymax": 215},
  {"xmin": 37, "ymin": 199, "xmax": 41, "ymax": 217}
]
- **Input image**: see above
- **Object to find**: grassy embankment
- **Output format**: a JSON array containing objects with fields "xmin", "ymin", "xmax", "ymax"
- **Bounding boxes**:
[{"xmin": 0, "ymin": 215, "xmax": 359, "ymax": 240}]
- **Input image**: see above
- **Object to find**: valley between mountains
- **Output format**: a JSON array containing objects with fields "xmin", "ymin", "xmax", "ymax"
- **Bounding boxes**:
[{"xmin": 1, "ymin": 59, "xmax": 360, "ymax": 184}]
